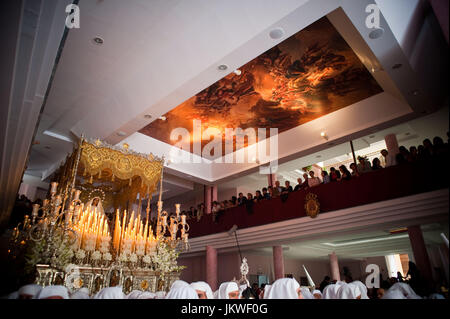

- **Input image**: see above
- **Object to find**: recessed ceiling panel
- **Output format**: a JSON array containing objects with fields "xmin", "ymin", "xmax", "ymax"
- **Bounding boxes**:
[{"xmin": 139, "ymin": 17, "xmax": 383, "ymax": 155}]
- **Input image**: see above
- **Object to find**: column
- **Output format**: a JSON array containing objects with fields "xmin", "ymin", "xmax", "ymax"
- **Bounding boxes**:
[
  {"xmin": 407, "ymin": 225, "xmax": 433, "ymax": 283},
  {"xmin": 268, "ymin": 174, "xmax": 276, "ymax": 188},
  {"xmin": 329, "ymin": 252, "xmax": 340, "ymax": 282},
  {"xmin": 204, "ymin": 186, "xmax": 212, "ymax": 214},
  {"xmin": 384, "ymin": 134, "xmax": 399, "ymax": 156},
  {"xmin": 206, "ymin": 245, "xmax": 218, "ymax": 291},
  {"xmin": 212, "ymin": 185, "xmax": 217, "ymax": 202},
  {"xmin": 273, "ymin": 246, "xmax": 285, "ymax": 280}
]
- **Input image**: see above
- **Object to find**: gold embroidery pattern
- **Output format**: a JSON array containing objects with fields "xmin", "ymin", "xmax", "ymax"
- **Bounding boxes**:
[
  {"xmin": 80, "ymin": 141, "xmax": 163, "ymax": 192},
  {"xmin": 304, "ymin": 193, "xmax": 320, "ymax": 218}
]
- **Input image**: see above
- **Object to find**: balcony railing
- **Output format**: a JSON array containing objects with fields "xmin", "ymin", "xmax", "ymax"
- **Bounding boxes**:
[{"xmin": 188, "ymin": 157, "xmax": 449, "ymax": 238}]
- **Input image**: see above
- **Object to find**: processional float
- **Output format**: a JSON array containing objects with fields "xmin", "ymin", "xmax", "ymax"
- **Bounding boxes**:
[{"xmin": 8, "ymin": 137, "xmax": 190, "ymax": 295}]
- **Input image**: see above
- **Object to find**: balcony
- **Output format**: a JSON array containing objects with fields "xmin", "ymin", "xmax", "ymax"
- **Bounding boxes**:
[{"xmin": 188, "ymin": 157, "xmax": 449, "ymax": 238}]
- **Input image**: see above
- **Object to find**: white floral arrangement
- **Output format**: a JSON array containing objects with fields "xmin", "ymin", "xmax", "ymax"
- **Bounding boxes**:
[
  {"xmin": 142, "ymin": 255, "xmax": 151, "ymax": 264},
  {"xmin": 91, "ymin": 250, "xmax": 102, "ymax": 261},
  {"xmin": 119, "ymin": 253, "xmax": 128, "ymax": 262},
  {"xmin": 129, "ymin": 253, "xmax": 138, "ymax": 263},
  {"xmin": 103, "ymin": 252, "xmax": 112, "ymax": 261},
  {"xmin": 75, "ymin": 249, "xmax": 86, "ymax": 260},
  {"xmin": 151, "ymin": 242, "xmax": 185, "ymax": 277}
]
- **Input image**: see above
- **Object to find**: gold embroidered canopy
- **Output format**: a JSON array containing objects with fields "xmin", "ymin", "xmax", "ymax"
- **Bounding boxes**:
[
  {"xmin": 79, "ymin": 139, "xmax": 163, "ymax": 195},
  {"xmin": 50, "ymin": 138, "xmax": 164, "ymax": 214}
]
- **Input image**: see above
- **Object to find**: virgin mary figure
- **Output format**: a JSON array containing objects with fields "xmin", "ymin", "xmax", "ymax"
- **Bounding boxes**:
[{"xmin": 85, "ymin": 196, "xmax": 105, "ymax": 216}]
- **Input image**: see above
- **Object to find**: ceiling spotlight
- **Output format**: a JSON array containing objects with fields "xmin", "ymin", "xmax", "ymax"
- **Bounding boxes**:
[
  {"xmin": 368, "ymin": 27, "xmax": 384, "ymax": 39},
  {"xmin": 116, "ymin": 131, "xmax": 127, "ymax": 137},
  {"xmin": 218, "ymin": 64, "xmax": 228, "ymax": 71},
  {"xmin": 233, "ymin": 69, "xmax": 242, "ymax": 75},
  {"xmin": 92, "ymin": 37, "xmax": 104, "ymax": 45},
  {"xmin": 320, "ymin": 132, "xmax": 329, "ymax": 141},
  {"xmin": 269, "ymin": 27, "xmax": 285, "ymax": 40},
  {"xmin": 159, "ymin": 116, "xmax": 167, "ymax": 121},
  {"xmin": 144, "ymin": 114, "xmax": 152, "ymax": 119}
]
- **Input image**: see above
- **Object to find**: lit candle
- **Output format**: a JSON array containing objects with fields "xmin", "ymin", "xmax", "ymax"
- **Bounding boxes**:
[
  {"xmin": 32, "ymin": 204, "xmax": 39, "ymax": 217},
  {"xmin": 74, "ymin": 190, "xmax": 81, "ymax": 201}
]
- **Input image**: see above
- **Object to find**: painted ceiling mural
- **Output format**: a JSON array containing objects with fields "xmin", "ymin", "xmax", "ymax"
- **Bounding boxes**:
[{"xmin": 139, "ymin": 17, "xmax": 383, "ymax": 155}]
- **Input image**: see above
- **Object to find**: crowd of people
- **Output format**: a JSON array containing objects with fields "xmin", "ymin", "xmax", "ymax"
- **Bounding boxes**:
[
  {"xmin": 4, "ymin": 272, "xmax": 447, "ymax": 300},
  {"xmin": 183, "ymin": 135, "xmax": 448, "ymax": 222}
]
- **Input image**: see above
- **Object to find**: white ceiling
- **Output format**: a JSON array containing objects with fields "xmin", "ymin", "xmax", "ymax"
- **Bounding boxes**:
[{"xmin": 24, "ymin": 0, "xmax": 448, "ymax": 201}]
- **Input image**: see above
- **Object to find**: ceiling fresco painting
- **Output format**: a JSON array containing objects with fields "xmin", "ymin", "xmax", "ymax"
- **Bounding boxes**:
[{"xmin": 139, "ymin": 17, "xmax": 383, "ymax": 155}]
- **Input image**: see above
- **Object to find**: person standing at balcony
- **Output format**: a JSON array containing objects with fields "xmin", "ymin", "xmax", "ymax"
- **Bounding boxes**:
[
  {"xmin": 272, "ymin": 181, "xmax": 282, "ymax": 197},
  {"xmin": 409, "ymin": 146, "xmax": 418, "ymax": 161},
  {"xmin": 423, "ymin": 138, "xmax": 434, "ymax": 157},
  {"xmin": 321, "ymin": 171, "xmax": 330, "ymax": 184},
  {"xmin": 284, "ymin": 181, "xmax": 293, "ymax": 192},
  {"xmin": 307, "ymin": 171, "xmax": 321, "ymax": 187},
  {"xmin": 294, "ymin": 177, "xmax": 303, "ymax": 191},
  {"xmin": 302, "ymin": 173, "xmax": 310, "ymax": 188},
  {"xmin": 338, "ymin": 165, "xmax": 351, "ymax": 181},
  {"xmin": 396, "ymin": 146, "xmax": 411, "ymax": 164},
  {"xmin": 268, "ymin": 186, "xmax": 274, "ymax": 198},
  {"xmin": 329, "ymin": 167, "xmax": 341, "ymax": 182},
  {"xmin": 372, "ymin": 157, "xmax": 383, "ymax": 170},
  {"xmin": 255, "ymin": 190, "xmax": 264, "ymax": 201},
  {"xmin": 357, "ymin": 156, "xmax": 372, "ymax": 173},
  {"xmin": 262, "ymin": 187, "xmax": 270, "ymax": 199},
  {"xmin": 380, "ymin": 149, "xmax": 396, "ymax": 167},
  {"xmin": 238, "ymin": 193, "xmax": 247, "ymax": 205},
  {"xmin": 349, "ymin": 163, "xmax": 359, "ymax": 177}
]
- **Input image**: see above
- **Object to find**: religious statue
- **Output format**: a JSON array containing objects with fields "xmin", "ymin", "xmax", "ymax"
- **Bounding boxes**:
[{"xmin": 85, "ymin": 196, "xmax": 105, "ymax": 216}]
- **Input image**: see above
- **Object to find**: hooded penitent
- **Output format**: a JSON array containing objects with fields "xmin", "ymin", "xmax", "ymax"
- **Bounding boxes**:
[
  {"xmin": 190, "ymin": 281, "xmax": 214, "ymax": 299},
  {"xmin": 264, "ymin": 278, "xmax": 300, "ymax": 299},
  {"xmin": 217, "ymin": 282, "xmax": 239, "ymax": 299},
  {"xmin": 165, "ymin": 286, "xmax": 199, "ymax": 299}
]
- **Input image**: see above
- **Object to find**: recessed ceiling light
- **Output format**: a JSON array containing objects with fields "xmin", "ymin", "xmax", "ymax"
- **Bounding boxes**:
[
  {"xmin": 218, "ymin": 64, "xmax": 228, "ymax": 71},
  {"xmin": 92, "ymin": 37, "xmax": 104, "ymax": 45},
  {"xmin": 116, "ymin": 131, "xmax": 127, "ymax": 136},
  {"xmin": 392, "ymin": 63, "xmax": 402, "ymax": 70},
  {"xmin": 368, "ymin": 27, "xmax": 384, "ymax": 39},
  {"xmin": 269, "ymin": 27, "xmax": 285, "ymax": 40},
  {"xmin": 316, "ymin": 155, "xmax": 321, "ymax": 158},
  {"xmin": 233, "ymin": 69, "xmax": 242, "ymax": 75},
  {"xmin": 144, "ymin": 114, "xmax": 152, "ymax": 119}
]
